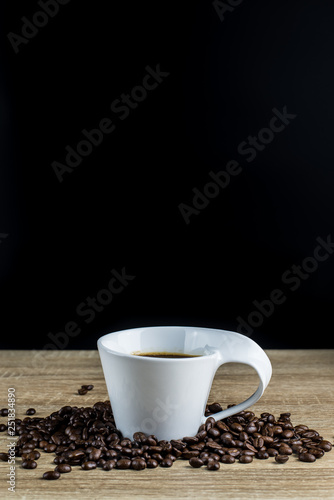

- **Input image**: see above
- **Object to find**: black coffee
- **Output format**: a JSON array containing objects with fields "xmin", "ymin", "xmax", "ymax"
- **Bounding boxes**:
[{"xmin": 133, "ymin": 352, "xmax": 201, "ymax": 358}]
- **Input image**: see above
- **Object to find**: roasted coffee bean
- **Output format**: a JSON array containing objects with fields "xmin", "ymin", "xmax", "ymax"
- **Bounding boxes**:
[
  {"xmin": 145, "ymin": 436, "xmax": 157, "ymax": 447},
  {"xmin": 44, "ymin": 443, "xmax": 57, "ymax": 453},
  {"xmin": 278, "ymin": 444, "xmax": 293, "ymax": 455},
  {"xmin": 208, "ymin": 428, "xmax": 220, "ymax": 439},
  {"xmin": 227, "ymin": 448, "xmax": 240, "ymax": 458},
  {"xmin": 81, "ymin": 385, "xmax": 94, "ymax": 391},
  {"xmin": 78, "ymin": 388, "xmax": 88, "ymax": 395},
  {"xmin": 149, "ymin": 446, "xmax": 162, "ymax": 455},
  {"xmin": 318, "ymin": 440, "xmax": 332, "ymax": 452},
  {"xmin": 120, "ymin": 438, "xmax": 132, "ymax": 447},
  {"xmin": 267, "ymin": 448, "xmax": 279, "ymax": 457},
  {"xmin": 132, "ymin": 458, "xmax": 146, "ymax": 470},
  {"xmin": 66, "ymin": 449, "xmax": 86, "ymax": 460},
  {"xmin": 117, "ymin": 458, "xmax": 131, "ymax": 469},
  {"xmin": 239, "ymin": 454, "xmax": 253, "ymax": 463},
  {"xmin": 220, "ymin": 455, "xmax": 235, "ymax": 464},
  {"xmin": 239, "ymin": 431, "xmax": 248, "ymax": 442},
  {"xmin": 206, "ymin": 441, "xmax": 221, "ymax": 450},
  {"xmin": 43, "ymin": 470, "xmax": 60, "ymax": 480},
  {"xmin": 241, "ymin": 450, "xmax": 255, "ymax": 457},
  {"xmin": 103, "ymin": 460, "xmax": 117, "ymax": 470},
  {"xmin": 196, "ymin": 430, "xmax": 207, "ymax": 441},
  {"xmin": 170, "ymin": 440, "xmax": 186, "ymax": 450},
  {"xmin": 23, "ymin": 450, "xmax": 40, "ymax": 461},
  {"xmin": 183, "ymin": 436, "xmax": 198, "ymax": 445},
  {"xmin": 216, "ymin": 421, "xmax": 229, "ymax": 433},
  {"xmin": 305, "ymin": 441, "xmax": 322, "ymax": 449},
  {"xmin": 212, "ymin": 448, "xmax": 225, "ymax": 457},
  {"xmin": 172, "ymin": 448, "xmax": 182, "ymax": 458},
  {"xmin": 291, "ymin": 439, "xmax": 303, "ymax": 447},
  {"xmin": 146, "ymin": 459, "xmax": 159, "ymax": 468},
  {"xmin": 207, "ymin": 460, "xmax": 220, "ymax": 470},
  {"xmin": 301, "ymin": 430, "xmax": 318, "ymax": 439},
  {"xmin": 55, "ymin": 464, "xmax": 72, "ymax": 473},
  {"xmin": 281, "ymin": 429, "xmax": 294, "ymax": 439},
  {"xmin": 26, "ymin": 408, "xmax": 36, "ymax": 415},
  {"xmin": 0, "ymin": 424, "xmax": 7, "ymax": 432},
  {"xmin": 182, "ymin": 450, "xmax": 200, "ymax": 459},
  {"xmin": 275, "ymin": 455, "xmax": 289, "ymax": 464},
  {"xmin": 81, "ymin": 461, "xmax": 97, "ymax": 470},
  {"xmin": 22, "ymin": 443, "xmax": 35, "ymax": 450},
  {"xmin": 0, "ymin": 453, "xmax": 9, "ymax": 461},
  {"xmin": 133, "ymin": 432, "xmax": 146, "ymax": 442},
  {"xmin": 257, "ymin": 450, "xmax": 269, "ymax": 460},
  {"xmin": 207, "ymin": 402, "xmax": 223, "ymax": 413},
  {"xmin": 221, "ymin": 431, "xmax": 233, "ymax": 442},
  {"xmin": 160, "ymin": 441, "xmax": 173, "ymax": 451},
  {"xmin": 245, "ymin": 424, "xmax": 257, "ymax": 434},
  {"xmin": 272, "ymin": 425, "xmax": 283, "ymax": 435},
  {"xmin": 253, "ymin": 431, "xmax": 262, "ymax": 439},
  {"xmin": 230, "ymin": 423, "xmax": 243, "ymax": 433},
  {"xmin": 205, "ymin": 417, "xmax": 216, "ymax": 430},
  {"xmin": 189, "ymin": 457, "xmax": 204, "ymax": 468},
  {"xmin": 131, "ymin": 448, "xmax": 143, "ymax": 457},
  {"xmin": 89, "ymin": 448, "xmax": 102, "ymax": 461},
  {"xmin": 262, "ymin": 436, "xmax": 274, "ymax": 446},
  {"xmin": 21, "ymin": 459, "xmax": 37, "ymax": 469},
  {"xmin": 160, "ymin": 458, "xmax": 173, "ymax": 467},
  {"xmin": 308, "ymin": 448, "xmax": 324, "ymax": 459},
  {"xmin": 243, "ymin": 442, "xmax": 258, "ymax": 454},
  {"xmin": 299, "ymin": 452, "xmax": 316, "ymax": 462},
  {"xmin": 0, "ymin": 408, "xmax": 8, "ymax": 416},
  {"xmin": 190, "ymin": 442, "xmax": 206, "ymax": 451},
  {"xmin": 253, "ymin": 437, "xmax": 264, "ymax": 449}
]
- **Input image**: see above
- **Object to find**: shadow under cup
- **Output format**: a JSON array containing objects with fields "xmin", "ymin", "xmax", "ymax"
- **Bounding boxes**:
[{"xmin": 97, "ymin": 326, "xmax": 272, "ymax": 441}]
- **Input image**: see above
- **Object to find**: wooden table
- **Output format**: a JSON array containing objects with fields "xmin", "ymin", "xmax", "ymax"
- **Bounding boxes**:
[{"xmin": 0, "ymin": 350, "xmax": 333, "ymax": 500}]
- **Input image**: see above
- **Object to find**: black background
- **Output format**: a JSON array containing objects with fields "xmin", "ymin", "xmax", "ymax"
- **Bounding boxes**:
[{"xmin": 1, "ymin": 0, "xmax": 334, "ymax": 350}]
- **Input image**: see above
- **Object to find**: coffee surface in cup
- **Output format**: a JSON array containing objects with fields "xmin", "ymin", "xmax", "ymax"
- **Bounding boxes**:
[{"xmin": 133, "ymin": 352, "xmax": 201, "ymax": 358}]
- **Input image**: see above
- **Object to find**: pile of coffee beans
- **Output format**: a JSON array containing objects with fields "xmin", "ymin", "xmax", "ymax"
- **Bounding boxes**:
[{"xmin": 0, "ymin": 400, "xmax": 332, "ymax": 479}]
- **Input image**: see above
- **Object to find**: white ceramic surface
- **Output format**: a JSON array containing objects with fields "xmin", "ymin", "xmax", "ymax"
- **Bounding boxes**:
[{"xmin": 97, "ymin": 326, "xmax": 272, "ymax": 441}]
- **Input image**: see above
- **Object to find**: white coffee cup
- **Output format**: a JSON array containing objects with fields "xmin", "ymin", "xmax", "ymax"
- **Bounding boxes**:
[{"xmin": 97, "ymin": 326, "xmax": 272, "ymax": 441}]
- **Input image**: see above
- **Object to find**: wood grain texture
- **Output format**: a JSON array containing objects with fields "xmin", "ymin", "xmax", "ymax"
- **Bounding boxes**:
[{"xmin": 0, "ymin": 349, "xmax": 333, "ymax": 500}]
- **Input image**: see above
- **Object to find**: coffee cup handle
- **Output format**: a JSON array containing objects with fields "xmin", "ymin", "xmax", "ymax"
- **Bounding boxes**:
[{"xmin": 201, "ymin": 331, "xmax": 272, "ymax": 424}]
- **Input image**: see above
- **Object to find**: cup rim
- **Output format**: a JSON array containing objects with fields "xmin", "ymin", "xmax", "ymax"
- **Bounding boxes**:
[{"xmin": 97, "ymin": 325, "xmax": 223, "ymax": 361}]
